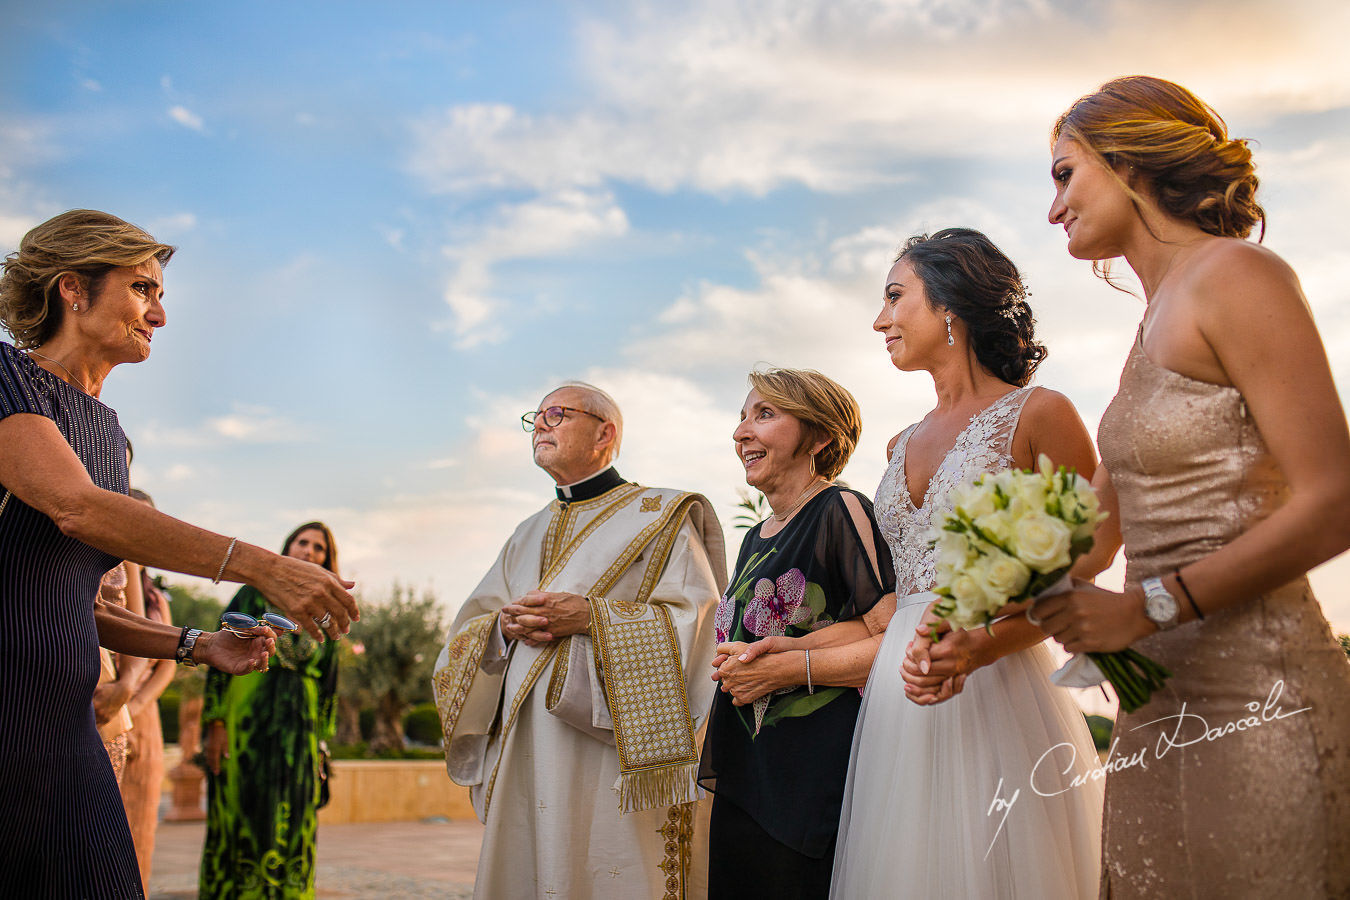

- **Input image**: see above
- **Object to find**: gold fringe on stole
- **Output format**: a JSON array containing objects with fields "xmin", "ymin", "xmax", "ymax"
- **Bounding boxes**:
[
  {"xmin": 619, "ymin": 760, "xmax": 702, "ymax": 813},
  {"xmin": 589, "ymin": 595, "xmax": 700, "ymax": 814}
]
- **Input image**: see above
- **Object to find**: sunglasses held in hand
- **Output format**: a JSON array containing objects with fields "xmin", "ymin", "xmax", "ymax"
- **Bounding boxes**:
[{"xmin": 219, "ymin": 611, "xmax": 298, "ymax": 638}]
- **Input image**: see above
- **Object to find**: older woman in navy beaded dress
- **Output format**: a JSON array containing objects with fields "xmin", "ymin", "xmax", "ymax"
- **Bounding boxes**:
[{"xmin": 0, "ymin": 210, "xmax": 360, "ymax": 898}]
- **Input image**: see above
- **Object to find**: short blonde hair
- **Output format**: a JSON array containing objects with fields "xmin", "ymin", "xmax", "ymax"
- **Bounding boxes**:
[
  {"xmin": 0, "ymin": 209, "xmax": 175, "ymax": 349},
  {"xmin": 748, "ymin": 367, "xmax": 861, "ymax": 481}
]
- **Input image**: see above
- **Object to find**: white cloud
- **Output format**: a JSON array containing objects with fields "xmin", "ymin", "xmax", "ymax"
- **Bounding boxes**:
[
  {"xmin": 80, "ymin": 78, "xmax": 102, "ymax": 92},
  {"xmin": 409, "ymin": 0, "xmax": 1350, "ymax": 199},
  {"xmin": 440, "ymin": 189, "xmax": 629, "ymax": 346},
  {"xmin": 138, "ymin": 405, "xmax": 307, "ymax": 447},
  {"xmin": 146, "ymin": 212, "xmax": 198, "ymax": 236},
  {"xmin": 168, "ymin": 105, "xmax": 205, "ymax": 132}
]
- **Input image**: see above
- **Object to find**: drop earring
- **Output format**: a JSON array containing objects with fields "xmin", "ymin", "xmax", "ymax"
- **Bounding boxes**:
[{"xmin": 946, "ymin": 315, "xmax": 954, "ymax": 346}]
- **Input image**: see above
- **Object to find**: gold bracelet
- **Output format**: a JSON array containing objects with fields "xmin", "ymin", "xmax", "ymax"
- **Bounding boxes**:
[{"xmin": 213, "ymin": 537, "xmax": 238, "ymax": 584}]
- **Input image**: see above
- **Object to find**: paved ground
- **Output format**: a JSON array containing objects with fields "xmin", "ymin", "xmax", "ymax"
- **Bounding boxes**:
[{"xmin": 148, "ymin": 819, "xmax": 484, "ymax": 899}]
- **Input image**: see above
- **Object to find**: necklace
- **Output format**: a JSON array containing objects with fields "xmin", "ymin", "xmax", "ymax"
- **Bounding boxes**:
[
  {"xmin": 771, "ymin": 478, "xmax": 827, "ymax": 522},
  {"xmin": 27, "ymin": 350, "xmax": 93, "ymax": 395}
]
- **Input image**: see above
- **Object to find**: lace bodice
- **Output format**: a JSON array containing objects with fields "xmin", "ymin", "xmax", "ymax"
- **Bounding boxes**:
[{"xmin": 873, "ymin": 386, "xmax": 1035, "ymax": 595}]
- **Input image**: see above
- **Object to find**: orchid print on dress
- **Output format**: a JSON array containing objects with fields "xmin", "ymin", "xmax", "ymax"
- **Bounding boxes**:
[
  {"xmin": 741, "ymin": 568, "xmax": 815, "ymax": 734},
  {"xmin": 719, "ymin": 550, "xmax": 844, "ymax": 737},
  {"xmin": 742, "ymin": 569, "xmax": 814, "ymax": 637}
]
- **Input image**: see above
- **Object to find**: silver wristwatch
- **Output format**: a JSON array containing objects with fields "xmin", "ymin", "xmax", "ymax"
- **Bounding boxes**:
[
  {"xmin": 176, "ymin": 627, "xmax": 204, "ymax": 666},
  {"xmin": 1141, "ymin": 577, "xmax": 1180, "ymax": 631}
]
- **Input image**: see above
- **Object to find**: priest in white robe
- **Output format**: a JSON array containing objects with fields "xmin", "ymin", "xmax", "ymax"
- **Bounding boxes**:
[{"xmin": 433, "ymin": 382, "xmax": 727, "ymax": 899}]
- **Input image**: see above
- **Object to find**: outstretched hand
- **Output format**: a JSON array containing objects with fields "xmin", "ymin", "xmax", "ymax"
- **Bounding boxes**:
[
  {"xmin": 193, "ymin": 625, "xmax": 277, "ymax": 675},
  {"xmin": 262, "ymin": 555, "xmax": 357, "ymax": 641}
]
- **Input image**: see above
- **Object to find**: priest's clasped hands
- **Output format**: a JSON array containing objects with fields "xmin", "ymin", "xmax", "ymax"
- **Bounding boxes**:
[{"xmin": 500, "ymin": 590, "xmax": 592, "ymax": 646}]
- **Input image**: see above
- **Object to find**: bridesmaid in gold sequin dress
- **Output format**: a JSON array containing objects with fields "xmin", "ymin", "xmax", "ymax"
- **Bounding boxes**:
[{"xmin": 1033, "ymin": 76, "xmax": 1350, "ymax": 898}]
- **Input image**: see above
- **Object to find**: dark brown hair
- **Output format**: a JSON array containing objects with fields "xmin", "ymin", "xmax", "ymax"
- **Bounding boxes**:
[
  {"xmin": 897, "ymin": 228, "xmax": 1045, "ymax": 387},
  {"xmin": 283, "ymin": 521, "xmax": 340, "ymax": 577}
]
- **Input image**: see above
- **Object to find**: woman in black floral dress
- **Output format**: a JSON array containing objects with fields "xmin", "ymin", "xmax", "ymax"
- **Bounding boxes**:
[{"xmin": 699, "ymin": 368, "xmax": 894, "ymax": 899}]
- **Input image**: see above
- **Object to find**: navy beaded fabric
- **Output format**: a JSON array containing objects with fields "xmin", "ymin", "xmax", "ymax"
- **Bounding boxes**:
[{"xmin": 0, "ymin": 343, "xmax": 143, "ymax": 898}]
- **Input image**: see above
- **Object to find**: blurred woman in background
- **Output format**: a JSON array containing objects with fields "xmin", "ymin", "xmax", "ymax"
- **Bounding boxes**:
[{"xmin": 201, "ymin": 522, "xmax": 342, "ymax": 899}]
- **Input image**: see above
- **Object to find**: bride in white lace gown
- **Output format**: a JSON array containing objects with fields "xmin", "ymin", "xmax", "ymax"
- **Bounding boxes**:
[
  {"xmin": 730, "ymin": 229, "xmax": 1109, "ymax": 897},
  {"xmin": 831, "ymin": 230, "xmax": 1107, "ymax": 898}
]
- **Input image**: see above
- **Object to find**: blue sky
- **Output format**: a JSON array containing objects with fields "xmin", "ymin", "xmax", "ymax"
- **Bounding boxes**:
[{"xmin": 5, "ymin": 0, "xmax": 1349, "ymax": 688}]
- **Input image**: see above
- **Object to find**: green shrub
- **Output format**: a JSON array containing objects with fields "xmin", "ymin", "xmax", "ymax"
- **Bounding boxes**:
[
  {"xmin": 403, "ymin": 702, "xmax": 442, "ymax": 746},
  {"xmin": 329, "ymin": 741, "xmax": 443, "ymax": 761}
]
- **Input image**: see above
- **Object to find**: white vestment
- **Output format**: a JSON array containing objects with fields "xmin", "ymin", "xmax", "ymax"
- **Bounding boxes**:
[{"xmin": 434, "ymin": 482, "xmax": 726, "ymax": 899}]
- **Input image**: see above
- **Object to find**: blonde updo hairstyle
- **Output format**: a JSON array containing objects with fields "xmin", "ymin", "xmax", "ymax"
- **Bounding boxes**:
[
  {"xmin": 748, "ymin": 367, "xmax": 861, "ymax": 482},
  {"xmin": 0, "ymin": 209, "xmax": 176, "ymax": 349},
  {"xmin": 1054, "ymin": 76, "xmax": 1264, "ymax": 241}
]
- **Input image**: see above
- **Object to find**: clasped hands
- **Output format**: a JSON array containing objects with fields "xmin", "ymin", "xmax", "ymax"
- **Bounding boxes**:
[
  {"xmin": 710, "ymin": 636, "xmax": 798, "ymax": 706},
  {"xmin": 499, "ymin": 590, "xmax": 592, "ymax": 647},
  {"xmin": 900, "ymin": 608, "xmax": 981, "ymax": 706}
]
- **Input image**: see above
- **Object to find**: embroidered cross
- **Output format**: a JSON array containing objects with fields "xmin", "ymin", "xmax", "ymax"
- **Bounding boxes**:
[
  {"xmin": 641, "ymin": 495, "xmax": 663, "ymax": 512},
  {"xmin": 537, "ymin": 800, "xmax": 547, "ymax": 811},
  {"xmin": 608, "ymin": 867, "xmax": 622, "ymax": 879}
]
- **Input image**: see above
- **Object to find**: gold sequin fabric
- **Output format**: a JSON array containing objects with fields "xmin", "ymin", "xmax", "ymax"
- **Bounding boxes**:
[{"xmin": 1095, "ymin": 332, "xmax": 1350, "ymax": 899}]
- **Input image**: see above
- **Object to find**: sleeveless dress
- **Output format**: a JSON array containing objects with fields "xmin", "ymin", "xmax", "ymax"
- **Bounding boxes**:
[
  {"xmin": 0, "ymin": 343, "xmax": 143, "ymax": 898},
  {"xmin": 830, "ymin": 385, "xmax": 1103, "ymax": 899},
  {"xmin": 1094, "ymin": 331, "xmax": 1350, "ymax": 898}
]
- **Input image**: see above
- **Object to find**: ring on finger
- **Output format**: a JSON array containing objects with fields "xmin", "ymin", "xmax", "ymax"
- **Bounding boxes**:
[{"xmin": 1026, "ymin": 605, "xmax": 1044, "ymax": 627}]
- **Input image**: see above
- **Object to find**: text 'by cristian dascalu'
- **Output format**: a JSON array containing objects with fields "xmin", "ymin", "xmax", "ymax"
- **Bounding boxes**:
[{"xmin": 981, "ymin": 679, "xmax": 1311, "ymax": 860}]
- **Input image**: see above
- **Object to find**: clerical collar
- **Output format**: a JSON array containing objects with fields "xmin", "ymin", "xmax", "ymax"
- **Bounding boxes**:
[{"xmin": 556, "ymin": 466, "xmax": 626, "ymax": 503}]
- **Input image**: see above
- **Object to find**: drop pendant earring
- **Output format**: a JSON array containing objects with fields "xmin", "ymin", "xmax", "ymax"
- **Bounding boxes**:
[{"xmin": 946, "ymin": 315, "xmax": 954, "ymax": 346}]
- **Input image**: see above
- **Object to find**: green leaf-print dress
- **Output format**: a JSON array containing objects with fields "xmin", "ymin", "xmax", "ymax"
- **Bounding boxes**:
[{"xmin": 199, "ymin": 586, "xmax": 338, "ymax": 899}]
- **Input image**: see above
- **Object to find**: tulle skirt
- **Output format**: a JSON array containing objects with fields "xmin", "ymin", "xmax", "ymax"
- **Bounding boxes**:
[{"xmin": 830, "ymin": 593, "xmax": 1103, "ymax": 899}]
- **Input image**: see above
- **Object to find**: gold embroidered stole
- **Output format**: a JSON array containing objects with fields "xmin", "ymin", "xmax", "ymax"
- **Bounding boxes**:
[
  {"xmin": 434, "ymin": 484, "xmax": 704, "ymax": 820},
  {"xmin": 585, "ymin": 493, "xmax": 704, "ymax": 813}
]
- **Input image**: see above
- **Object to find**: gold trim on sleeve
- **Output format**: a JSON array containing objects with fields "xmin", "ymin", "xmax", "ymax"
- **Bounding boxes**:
[{"xmin": 432, "ymin": 613, "xmax": 496, "ymax": 750}]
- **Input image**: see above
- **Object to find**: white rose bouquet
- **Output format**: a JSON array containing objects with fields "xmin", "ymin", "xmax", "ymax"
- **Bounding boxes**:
[{"xmin": 930, "ymin": 455, "xmax": 1170, "ymax": 713}]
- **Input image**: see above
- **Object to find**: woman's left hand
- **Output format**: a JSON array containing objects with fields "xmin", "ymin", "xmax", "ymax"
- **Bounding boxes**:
[
  {"xmin": 901, "ymin": 628, "xmax": 978, "ymax": 706},
  {"xmin": 714, "ymin": 649, "xmax": 796, "ymax": 706},
  {"xmin": 193, "ymin": 625, "xmax": 277, "ymax": 675},
  {"xmin": 1030, "ymin": 582, "xmax": 1153, "ymax": 654}
]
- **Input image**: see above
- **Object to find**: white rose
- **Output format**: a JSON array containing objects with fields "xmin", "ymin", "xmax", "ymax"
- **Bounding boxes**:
[
  {"xmin": 973, "ymin": 509, "xmax": 1015, "ymax": 546},
  {"xmin": 934, "ymin": 530, "xmax": 973, "ymax": 569},
  {"xmin": 951, "ymin": 479, "xmax": 996, "ymax": 519},
  {"xmin": 982, "ymin": 550, "xmax": 1032, "ymax": 600},
  {"xmin": 1011, "ymin": 475, "xmax": 1049, "ymax": 517},
  {"xmin": 1012, "ymin": 512, "xmax": 1074, "ymax": 573},
  {"xmin": 948, "ymin": 566, "xmax": 992, "ymax": 628},
  {"xmin": 1067, "ymin": 478, "xmax": 1104, "ymax": 540}
]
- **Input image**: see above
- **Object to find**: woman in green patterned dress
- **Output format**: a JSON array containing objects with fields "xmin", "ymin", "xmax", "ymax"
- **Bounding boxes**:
[{"xmin": 200, "ymin": 522, "xmax": 340, "ymax": 899}]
